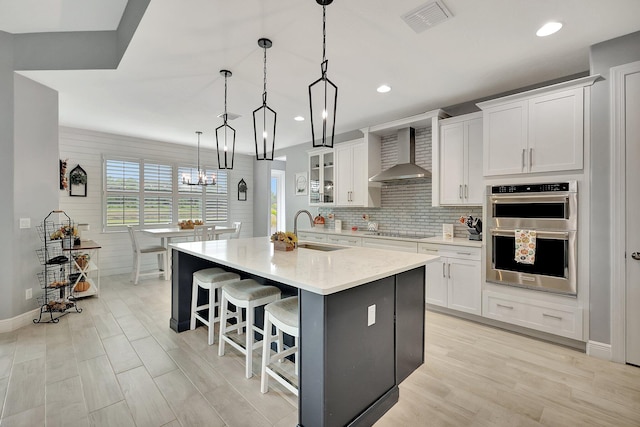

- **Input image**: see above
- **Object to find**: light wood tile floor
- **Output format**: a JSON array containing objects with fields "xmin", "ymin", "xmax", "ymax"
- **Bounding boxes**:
[{"xmin": 0, "ymin": 274, "xmax": 638, "ymax": 426}]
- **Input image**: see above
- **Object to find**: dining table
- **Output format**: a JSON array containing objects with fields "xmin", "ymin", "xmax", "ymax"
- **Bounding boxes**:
[{"xmin": 140, "ymin": 225, "xmax": 237, "ymax": 278}]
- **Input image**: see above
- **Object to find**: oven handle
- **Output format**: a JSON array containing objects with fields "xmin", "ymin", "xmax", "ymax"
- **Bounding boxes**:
[
  {"xmin": 490, "ymin": 228, "xmax": 570, "ymax": 239},
  {"xmin": 490, "ymin": 194, "xmax": 571, "ymax": 202}
]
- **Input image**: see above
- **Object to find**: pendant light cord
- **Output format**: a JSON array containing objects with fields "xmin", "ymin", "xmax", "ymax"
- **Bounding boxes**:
[
  {"xmin": 196, "ymin": 131, "xmax": 201, "ymax": 171},
  {"xmin": 223, "ymin": 74, "xmax": 228, "ymax": 124},
  {"xmin": 322, "ymin": 5, "xmax": 327, "ymax": 76},
  {"xmin": 263, "ymin": 46, "xmax": 268, "ymax": 104}
]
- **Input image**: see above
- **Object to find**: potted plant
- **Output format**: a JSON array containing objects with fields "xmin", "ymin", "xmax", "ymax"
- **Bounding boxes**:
[{"xmin": 270, "ymin": 231, "xmax": 297, "ymax": 251}]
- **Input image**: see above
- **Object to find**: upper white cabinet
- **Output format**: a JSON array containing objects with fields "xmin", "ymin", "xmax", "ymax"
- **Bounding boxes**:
[
  {"xmin": 308, "ymin": 148, "xmax": 334, "ymax": 206},
  {"xmin": 438, "ymin": 112, "xmax": 483, "ymax": 205},
  {"xmin": 478, "ymin": 75, "xmax": 598, "ymax": 177},
  {"xmin": 335, "ymin": 135, "xmax": 381, "ymax": 207}
]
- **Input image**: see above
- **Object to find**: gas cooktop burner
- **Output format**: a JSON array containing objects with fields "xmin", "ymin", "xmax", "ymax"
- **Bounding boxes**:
[{"xmin": 365, "ymin": 231, "xmax": 431, "ymax": 240}]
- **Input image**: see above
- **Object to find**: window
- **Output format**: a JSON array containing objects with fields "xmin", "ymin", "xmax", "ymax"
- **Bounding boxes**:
[
  {"xmin": 144, "ymin": 163, "xmax": 173, "ymax": 224},
  {"xmin": 105, "ymin": 160, "xmax": 140, "ymax": 226},
  {"xmin": 104, "ymin": 158, "xmax": 228, "ymax": 230}
]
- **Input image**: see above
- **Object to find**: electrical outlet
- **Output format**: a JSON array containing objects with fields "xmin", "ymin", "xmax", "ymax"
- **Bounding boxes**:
[
  {"xmin": 367, "ymin": 304, "xmax": 376, "ymax": 326},
  {"xmin": 19, "ymin": 218, "xmax": 31, "ymax": 229},
  {"xmin": 26, "ymin": 288, "xmax": 32, "ymax": 300}
]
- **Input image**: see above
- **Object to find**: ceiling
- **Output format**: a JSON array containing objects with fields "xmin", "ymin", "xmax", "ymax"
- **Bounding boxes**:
[{"xmin": 6, "ymin": 0, "xmax": 640, "ymax": 155}]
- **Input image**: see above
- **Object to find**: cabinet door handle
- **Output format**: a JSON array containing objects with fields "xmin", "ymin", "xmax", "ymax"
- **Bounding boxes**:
[
  {"xmin": 442, "ymin": 263, "xmax": 446, "ymax": 278},
  {"xmin": 542, "ymin": 313, "xmax": 563, "ymax": 320},
  {"xmin": 521, "ymin": 149, "xmax": 526, "ymax": 171},
  {"xmin": 464, "ymin": 184, "xmax": 468, "ymax": 199},
  {"xmin": 497, "ymin": 303, "xmax": 514, "ymax": 310},
  {"xmin": 529, "ymin": 148, "xmax": 533, "ymax": 169},
  {"xmin": 459, "ymin": 185, "xmax": 463, "ymax": 199},
  {"xmin": 447, "ymin": 263, "xmax": 451, "ymax": 279},
  {"xmin": 456, "ymin": 251, "xmax": 472, "ymax": 256}
]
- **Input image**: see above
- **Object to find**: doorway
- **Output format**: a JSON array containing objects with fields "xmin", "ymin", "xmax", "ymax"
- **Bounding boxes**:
[
  {"xmin": 612, "ymin": 60, "xmax": 640, "ymax": 366},
  {"xmin": 270, "ymin": 169, "xmax": 286, "ymax": 235}
]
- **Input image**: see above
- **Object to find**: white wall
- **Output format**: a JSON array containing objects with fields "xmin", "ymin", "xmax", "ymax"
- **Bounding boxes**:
[{"xmin": 59, "ymin": 127, "xmax": 254, "ymax": 277}]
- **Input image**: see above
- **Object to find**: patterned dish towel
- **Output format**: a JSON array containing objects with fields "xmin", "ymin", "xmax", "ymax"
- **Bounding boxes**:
[{"xmin": 515, "ymin": 229, "xmax": 536, "ymax": 264}]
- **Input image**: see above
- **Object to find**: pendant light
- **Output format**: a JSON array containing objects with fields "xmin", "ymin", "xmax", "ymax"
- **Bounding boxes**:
[
  {"xmin": 182, "ymin": 131, "xmax": 215, "ymax": 186},
  {"xmin": 216, "ymin": 70, "xmax": 236, "ymax": 170},
  {"xmin": 308, "ymin": 0, "xmax": 337, "ymax": 148},
  {"xmin": 253, "ymin": 38, "xmax": 277, "ymax": 161}
]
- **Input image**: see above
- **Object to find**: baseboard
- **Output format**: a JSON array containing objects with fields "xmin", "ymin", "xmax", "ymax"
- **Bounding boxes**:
[
  {"xmin": 587, "ymin": 340, "xmax": 613, "ymax": 361},
  {"xmin": 0, "ymin": 308, "xmax": 41, "ymax": 333}
]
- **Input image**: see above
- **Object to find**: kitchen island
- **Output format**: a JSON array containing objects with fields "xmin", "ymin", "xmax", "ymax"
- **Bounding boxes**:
[{"xmin": 170, "ymin": 237, "xmax": 439, "ymax": 427}]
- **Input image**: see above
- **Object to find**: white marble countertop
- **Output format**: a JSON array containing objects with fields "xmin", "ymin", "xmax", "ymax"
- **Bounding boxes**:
[
  {"xmin": 299, "ymin": 228, "xmax": 482, "ymax": 248},
  {"xmin": 171, "ymin": 237, "xmax": 439, "ymax": 295}
]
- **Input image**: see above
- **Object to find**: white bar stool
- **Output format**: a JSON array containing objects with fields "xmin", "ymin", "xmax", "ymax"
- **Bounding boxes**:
[
  {"xmin": 218, "ymin": 279, "xmax": 281, "ymax": 378},
  {"xmin": 190, "ymin": 268, "xmax": 241, "ymax": 345},
  {"xmin": 261, "ymin": 296, "xmax": 299, "ymax": 396}
]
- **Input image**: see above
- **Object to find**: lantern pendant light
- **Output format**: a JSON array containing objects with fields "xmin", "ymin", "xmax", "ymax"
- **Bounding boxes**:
[
  {"xmin": 216, "ymin": 70, "xmax": 236, "ymax": 170},
  {"xmin": 309, "ymin": 0, "xmax": 337, "ymax": 148},
  {"xmin": 253, "ymin": 38, "xmax": 277, "ymax": 161},
  {"xmin": 182, "ymin": 131, "xmax": 215, "ymax": 186}
]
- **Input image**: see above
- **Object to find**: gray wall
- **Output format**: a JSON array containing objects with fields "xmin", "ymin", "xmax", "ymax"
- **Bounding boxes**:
[
  {"xmin": 588, "ymin": 30, "xmax": 640, "ymax": 344},
  {"xmin": 0, "ymin": 31, "xmax": 16, "ymax": 320},
  {"xmin": 13, "ymin": 74, "xmax": 59, "ymax": 318}
]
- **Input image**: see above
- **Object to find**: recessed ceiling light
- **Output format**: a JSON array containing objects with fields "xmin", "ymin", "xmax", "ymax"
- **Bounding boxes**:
[
  {"xmin": 536, "ymin": 22, "xmax": 563, "ymax": 37},
  {"xmin": 377, "ymin": 84, "xmax": 391, "ymax": 93},
  {"xmin": 294, "ymin": 116, "xmax": 305, "ymax": 122}
]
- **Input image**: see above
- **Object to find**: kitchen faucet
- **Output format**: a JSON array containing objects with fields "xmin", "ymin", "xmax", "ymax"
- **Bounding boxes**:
[{"xmin": 293, "ymin": 209, "xmax": 314, "ymax": 241}]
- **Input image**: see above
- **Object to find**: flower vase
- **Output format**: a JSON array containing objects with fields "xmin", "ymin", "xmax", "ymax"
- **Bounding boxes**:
[{"xmin": 273, "ymin": 241, "xmax": 295, "ymax": 252}]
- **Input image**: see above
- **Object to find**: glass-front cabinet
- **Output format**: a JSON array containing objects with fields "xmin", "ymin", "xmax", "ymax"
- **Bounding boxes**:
[{"xmin": 309, "ymin": 148, "xmax": 334, "ymax": 206}]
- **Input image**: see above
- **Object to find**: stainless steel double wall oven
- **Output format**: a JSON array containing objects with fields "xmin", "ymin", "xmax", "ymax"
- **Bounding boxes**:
[{"xmin": 486, "ymin": 181, "xmax": 577, "ymax": 296}]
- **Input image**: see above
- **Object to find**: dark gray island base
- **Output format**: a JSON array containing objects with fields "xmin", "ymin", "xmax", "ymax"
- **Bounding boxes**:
[{"xmin": 171, "ymin": 249, "xmax": 426, "ymax": 427}]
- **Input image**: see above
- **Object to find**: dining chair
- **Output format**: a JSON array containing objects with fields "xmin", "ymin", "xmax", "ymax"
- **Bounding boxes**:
[
  {"xmin": 230, "ymin": 221, "xmax": 242, "ymax": 239},
  {"xmin": 127, "ymin": 226, "xmax": 167, "ymax": 284},
  {"xmin": 194, "ymin": 224, "xmax": 216, "ymax": 241}
]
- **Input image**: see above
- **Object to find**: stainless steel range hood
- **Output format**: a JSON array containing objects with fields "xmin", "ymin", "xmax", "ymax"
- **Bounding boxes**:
[{"xmin": 369, "ymin": 127, "xmax": 431, "ymax": 182}]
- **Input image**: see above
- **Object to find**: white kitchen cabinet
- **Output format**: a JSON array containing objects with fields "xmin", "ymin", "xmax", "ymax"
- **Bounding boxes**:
[
  {"xmin": 297, "ymin": 231, "xmax": 327, "ymax": 243},
  {"xmin": 418, "ymin": 243, "xmax": 481, "ymax": 316},
  {"xmin": 308, "ymin": 148, "xmax": 334, "ymax": 206},
  {"xmin": 335, "ymin": 137, "xmax": 381, "ymax": 207},
  {"xmin": 326, "ymin": 234, "xmax": 362, "ymax": 247},
  {"xmin": 478, "ymin": 75, "xmax": 598, "ymax": 177},
  {"xmin": 439, "ymin": 113, "xmax": 483, "ymax": 205},
  {"xmin": 483, "ymin": 290, "xmax": 583, "ymax": 340},
  {"xmin": 362, "ymin": 237, "xmax": 418, "ymax": 253}
]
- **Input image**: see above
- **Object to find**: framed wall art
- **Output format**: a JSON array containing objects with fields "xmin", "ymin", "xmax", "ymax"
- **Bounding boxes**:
[{"xmin": 295, "ymin": 172, "xmax": 307, "ymax": 196}]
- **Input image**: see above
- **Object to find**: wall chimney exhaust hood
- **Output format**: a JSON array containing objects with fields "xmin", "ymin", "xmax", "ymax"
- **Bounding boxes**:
[{"xmin": 369, "ymin": 127, "xmax": 430, "ymax": 182}]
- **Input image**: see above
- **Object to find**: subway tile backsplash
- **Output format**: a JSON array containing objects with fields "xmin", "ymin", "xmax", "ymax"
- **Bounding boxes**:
[{"xmin": 318, "ymin": 126, "xmax": 482, "ymax": 238}]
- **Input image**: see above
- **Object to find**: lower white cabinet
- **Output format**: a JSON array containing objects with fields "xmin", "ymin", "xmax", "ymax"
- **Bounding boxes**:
[
  {"xmin": 326, "ymin": 235, "xmax": 362, "ymax": 246},
  {"xmin": 297, "ymin": 231, "xmax": 327, "ymax": 243},
  {"xmin": 483, "ymin": 290, "xmax": 582, "ymax": 340},
  {"xmin": 362, "ymin": 238, "xmax": 418, "ymax": 253},
  {"xmin": 418, "ymin": 243, "xmax": 481, "ymax": 316}
]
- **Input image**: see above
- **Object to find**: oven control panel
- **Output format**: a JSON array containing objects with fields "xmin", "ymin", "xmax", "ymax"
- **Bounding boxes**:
[{"xmin": 491, "ymin": 182, "xmax": 571, "ymax": 194}]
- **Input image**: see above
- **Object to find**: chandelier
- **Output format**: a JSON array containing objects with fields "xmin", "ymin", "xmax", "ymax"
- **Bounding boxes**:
[{"xmin": 182, "ymin": 131, "xmax": 215, "ymax": 186}]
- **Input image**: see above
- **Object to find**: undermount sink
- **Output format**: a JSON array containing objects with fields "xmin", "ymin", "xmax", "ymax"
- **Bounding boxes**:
[{"xmin": 297, "ymin": 242, "xmax": 345, "ymax": 252}]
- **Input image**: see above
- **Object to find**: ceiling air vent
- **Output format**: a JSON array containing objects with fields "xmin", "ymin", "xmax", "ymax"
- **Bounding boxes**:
[
  {"xmin": 401, "ymin": 0, "xmax": 452, "ymax": 34},
  {"xmin": 217, "ymin": 112, "xmax": 241, "ymax": 121}
]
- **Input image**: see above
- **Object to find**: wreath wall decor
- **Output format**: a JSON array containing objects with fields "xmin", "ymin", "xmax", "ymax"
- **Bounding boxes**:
[{"xmin": 69, "ymin": 164, "xmax": 87, "ymax": 197}]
